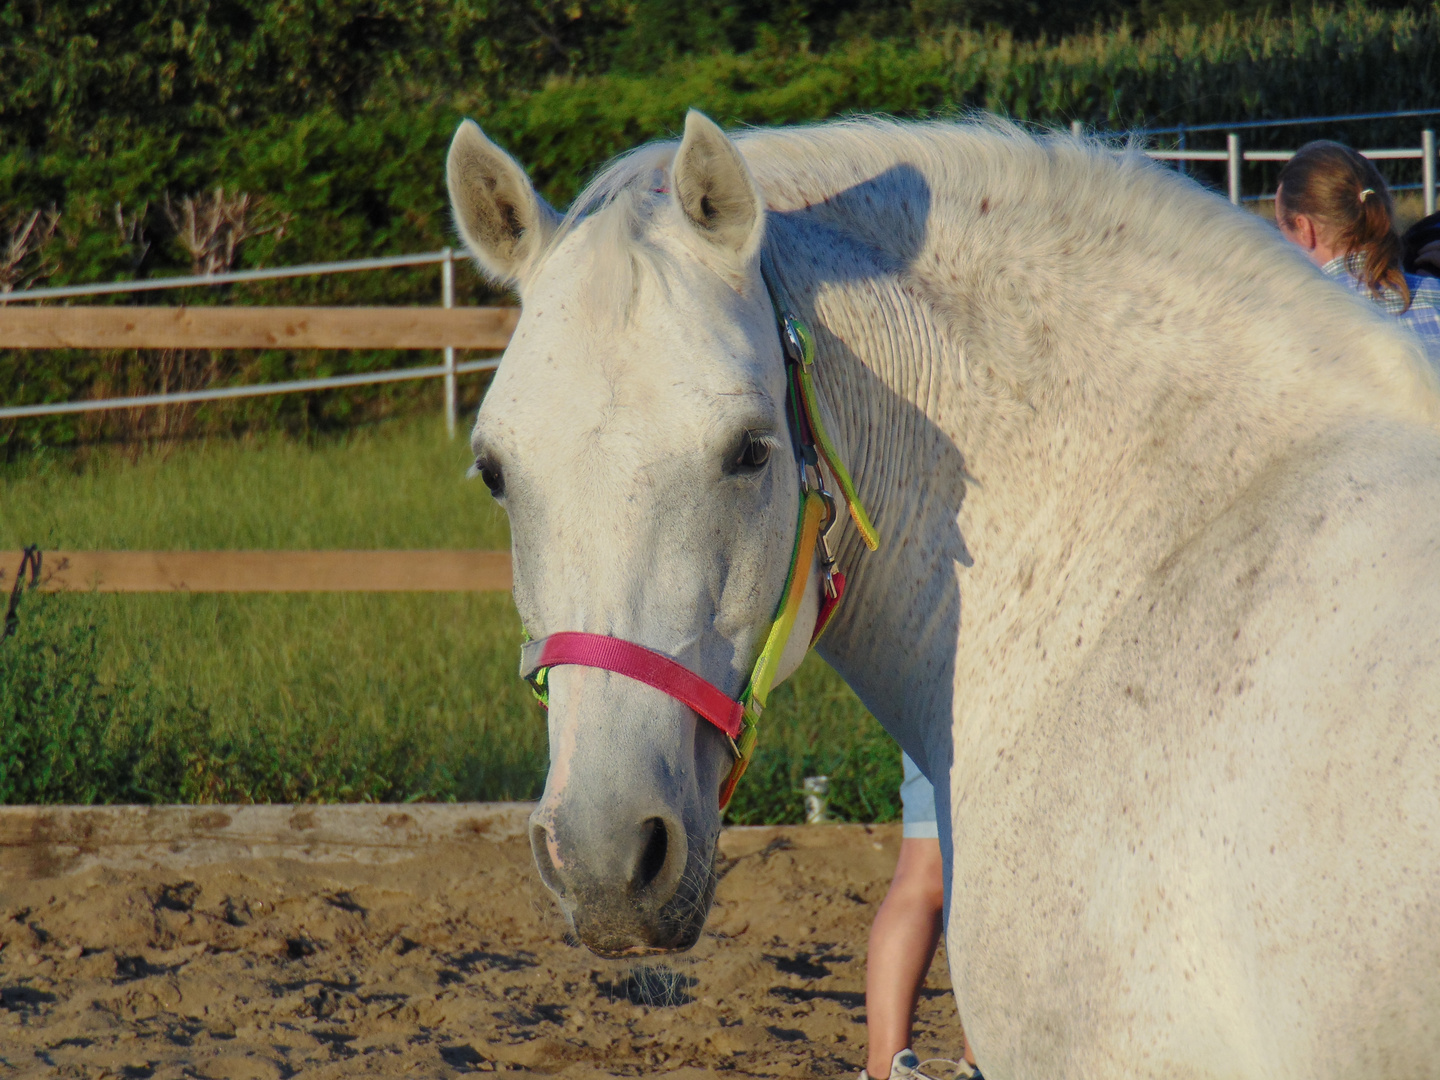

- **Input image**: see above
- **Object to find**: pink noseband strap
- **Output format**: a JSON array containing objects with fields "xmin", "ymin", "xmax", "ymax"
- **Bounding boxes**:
[{"xmin": 519, "ymin": 631, "xmax": 744, "ymax": 741}]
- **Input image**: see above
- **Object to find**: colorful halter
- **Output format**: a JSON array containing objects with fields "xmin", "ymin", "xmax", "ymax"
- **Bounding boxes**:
[{"xmin": 518, "ymin": 298, "xmax": 880, "ymax": 809}]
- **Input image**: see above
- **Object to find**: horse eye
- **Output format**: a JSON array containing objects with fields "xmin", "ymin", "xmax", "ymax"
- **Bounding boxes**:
[
  {"xmin": 472, "ymin": 458, "xmax": 505, "ymax": 498},
  {"xmin": 732, "ymin": 431, "xmax": 772, "ymax": 474}
]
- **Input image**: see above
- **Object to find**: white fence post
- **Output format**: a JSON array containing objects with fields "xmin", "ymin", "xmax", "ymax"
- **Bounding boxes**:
[
  {"xmin": 1227, "ymin": 133, "xmax": 1242, "ymax": 205},
  {"xmin": 1424, "ymin": 129, "xmax": 1436, "ymax": 218},
  {"xmin": 442, "ymin": 247, "xmax": 456, "ymax": 438},
  {"xmin": 1070, "ymin": 119, "xmax": 1082, "ymax": 138}
]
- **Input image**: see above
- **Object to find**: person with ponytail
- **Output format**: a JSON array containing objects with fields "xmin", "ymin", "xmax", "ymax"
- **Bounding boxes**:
[{"xmin": 1276, "ymin": 140, "xmax": 1440, "ymax": 362}]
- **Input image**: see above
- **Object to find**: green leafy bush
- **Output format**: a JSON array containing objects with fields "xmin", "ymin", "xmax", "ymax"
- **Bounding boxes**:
[{"xmin": 0, "ymin": 583, "xmax": 187, "ymax": 803}]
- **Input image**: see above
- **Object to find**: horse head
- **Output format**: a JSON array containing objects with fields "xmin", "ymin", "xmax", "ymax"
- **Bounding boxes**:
[{"xmin": 448, "ymin": 111, "xmax": 825, "ymax": 955}]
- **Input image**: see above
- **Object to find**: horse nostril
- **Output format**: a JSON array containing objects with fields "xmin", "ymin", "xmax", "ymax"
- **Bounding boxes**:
[
  {"xmin": 530, "ymin": 821, "xmax": 566, "ymax": 897},
  {"xmin": 635, "ymin": 817, "xmax": 669, "ymax": 892}
]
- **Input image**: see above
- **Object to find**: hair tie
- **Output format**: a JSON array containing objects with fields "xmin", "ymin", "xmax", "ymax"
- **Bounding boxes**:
[{"xmin": 1359, "ymin": 188, "xmax": 1375, "ymax": 202}]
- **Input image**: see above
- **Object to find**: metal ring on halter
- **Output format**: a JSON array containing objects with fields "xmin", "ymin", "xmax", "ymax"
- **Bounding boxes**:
[
  {"xmin": 783, "ymin": 318, "xmax": 807, "ymax": 364},
  {"xmin": 811, "ymin": 472, "xmax": 837, "ymax": 527},
  {"xmin": 802, "ymin": 451, "xmax": 832, "ymax": 506}
]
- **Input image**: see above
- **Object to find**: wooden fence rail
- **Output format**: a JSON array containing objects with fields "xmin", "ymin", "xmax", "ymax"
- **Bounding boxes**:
[
  {"xmin": 0, "ymin": 551, "xmax": 512, "ymax": 593},
  {"xmin": 0, "ymin": 306, "xmax": 518, "ymax": 351}
]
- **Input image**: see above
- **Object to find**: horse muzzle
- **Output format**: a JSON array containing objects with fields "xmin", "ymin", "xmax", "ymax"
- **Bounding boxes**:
[{"xmin": 528, "ymin": 798, "xmax": 718, "ymax": 956}]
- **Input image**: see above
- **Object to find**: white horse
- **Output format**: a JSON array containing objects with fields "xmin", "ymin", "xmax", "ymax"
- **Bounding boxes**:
[{"xmin": 448, "ymin": 111, "xmax": 1440, "ymax": 1079}]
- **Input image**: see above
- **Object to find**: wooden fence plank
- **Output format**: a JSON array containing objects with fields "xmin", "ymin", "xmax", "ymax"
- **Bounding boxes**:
[
  {"xmin": 0, "ymin": 551, "xmax": 512, "ymax": 592},
  {"xmin": 0, "ymin": 306, "xmax": 519, "ymax": 350}
]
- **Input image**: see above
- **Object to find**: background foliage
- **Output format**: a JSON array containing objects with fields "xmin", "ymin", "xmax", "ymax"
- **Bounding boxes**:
[{"xmin": 4, "ymin": 2, "xmax": 1440, "ymax": 450}]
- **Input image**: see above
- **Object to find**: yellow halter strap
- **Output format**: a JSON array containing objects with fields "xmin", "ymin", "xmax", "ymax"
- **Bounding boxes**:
[{"xmin": 717, "ymin": 303, "xmax": 880, "ymax": 808}]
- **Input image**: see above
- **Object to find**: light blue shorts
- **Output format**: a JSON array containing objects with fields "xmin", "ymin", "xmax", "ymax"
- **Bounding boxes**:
[{"xmin": 900, "ymin": 751, "xmax": 939, "ymax": 839}]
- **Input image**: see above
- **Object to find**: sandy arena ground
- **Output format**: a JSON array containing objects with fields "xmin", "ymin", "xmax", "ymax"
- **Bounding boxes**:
[{"xmin": 0, "ymin": 805, "xmax": 960, "ymax": 1078}]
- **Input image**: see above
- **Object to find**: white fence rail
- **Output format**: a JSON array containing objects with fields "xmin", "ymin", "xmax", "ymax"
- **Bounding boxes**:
[
  {"xmin": 0, "ymin": 250, "xmax": 454, "ymax": 304},
  {"xmin": 0, "ymin": 248, "xmax": 491, "ymax": 436},
  {"xmin": 1121, "ymin": 124, "xmax": 1439, "ymax": 211},
  {"xmin": 0, "ymin": 359, "xmax": 500, "ymax": 420}
]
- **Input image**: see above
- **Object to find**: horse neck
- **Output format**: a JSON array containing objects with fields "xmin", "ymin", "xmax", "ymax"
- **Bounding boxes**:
[{"xmin": 765, "ymin": 202, "xmax": 1398, "ymax": 768}]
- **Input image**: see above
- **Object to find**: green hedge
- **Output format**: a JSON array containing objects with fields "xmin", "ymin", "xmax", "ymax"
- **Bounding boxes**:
[{"xmin": 488, "ymin": 5, "xmax": 1440, "ymax": 205}]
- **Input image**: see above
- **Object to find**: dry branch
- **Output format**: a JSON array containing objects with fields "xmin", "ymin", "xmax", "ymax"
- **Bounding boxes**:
[{"xmin": 0, "ymin": 208, "xmax": 62, "ymax": 294}]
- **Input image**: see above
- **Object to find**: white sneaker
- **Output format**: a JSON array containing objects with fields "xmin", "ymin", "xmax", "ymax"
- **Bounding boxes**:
[{"xmin": 858, "ymin": 1048, "xmax": 978, "ymax": 1080}]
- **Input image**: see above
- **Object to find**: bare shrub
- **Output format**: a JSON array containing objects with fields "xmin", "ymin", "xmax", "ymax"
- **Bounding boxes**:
[
  {"xmin": 0, "ymin": 208, "xmax": 62, "ymax": 295},
  {"xmin": 161, "ymin": 188, "xmax": 288, "ymax": 277},
  {"xmin": 101, "ymin": 190, "xmax": 290, "ymax": 444}
]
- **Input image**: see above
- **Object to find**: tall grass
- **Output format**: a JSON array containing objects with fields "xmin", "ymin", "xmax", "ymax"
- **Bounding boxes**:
[
  {"xmin": 0, "ymin": 416, "xmax": 897, "ymax": 816},
  {"xmin": 1, "ymin": 416, "xmax": 508, "ymax": 550}
]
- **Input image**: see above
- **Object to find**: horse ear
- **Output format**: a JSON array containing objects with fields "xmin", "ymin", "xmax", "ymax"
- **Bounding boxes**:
[
  {"xmin": 672, "ymin": 110, "xmax": 764, "ymax": 262},
  {"xmin": 447, "ymin": 120, "xmax": 560, "ymax": 288}
]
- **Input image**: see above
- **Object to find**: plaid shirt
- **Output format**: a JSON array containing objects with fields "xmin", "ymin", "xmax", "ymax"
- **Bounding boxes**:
[{"xmin": 1322, "ymin": 252, "xmax": 1440, "ymax": 366}]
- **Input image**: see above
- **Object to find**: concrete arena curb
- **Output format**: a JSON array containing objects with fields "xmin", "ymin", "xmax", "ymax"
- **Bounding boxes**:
[{"xmin": 0, "ymin": 803, "xmax": 899, "ymax": 882}]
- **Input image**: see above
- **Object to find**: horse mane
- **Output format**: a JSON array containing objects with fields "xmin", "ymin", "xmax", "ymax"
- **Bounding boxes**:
[{"xmin": 548, "ymin": 116, "xmax": 1440, "ymax": 420}]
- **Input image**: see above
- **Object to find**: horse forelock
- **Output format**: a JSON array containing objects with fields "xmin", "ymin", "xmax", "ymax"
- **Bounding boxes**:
[{"xmin": 536, "ymin": 142, "xmax": 682, "ymax": 321}]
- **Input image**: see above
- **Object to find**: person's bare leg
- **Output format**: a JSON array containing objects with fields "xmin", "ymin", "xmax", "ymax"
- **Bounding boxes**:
[{"xmin": 865, "ymin": 837, "xmax": 945, "ymax": 1077}]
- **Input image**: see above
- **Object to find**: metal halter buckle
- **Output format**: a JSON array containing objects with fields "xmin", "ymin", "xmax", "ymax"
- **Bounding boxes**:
[
  {"xmin": 784, "ymin": 317, "xmax": 840, "ymax": 602},
  {"xmin": 801, "ymin": 456, "xmax": 841, "ymax": 601}
]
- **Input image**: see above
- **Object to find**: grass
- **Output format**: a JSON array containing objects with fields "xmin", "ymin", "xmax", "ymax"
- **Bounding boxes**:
[{"xmin": 0, "ymin": 415, "xmax": 897, "ymax": 818}]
